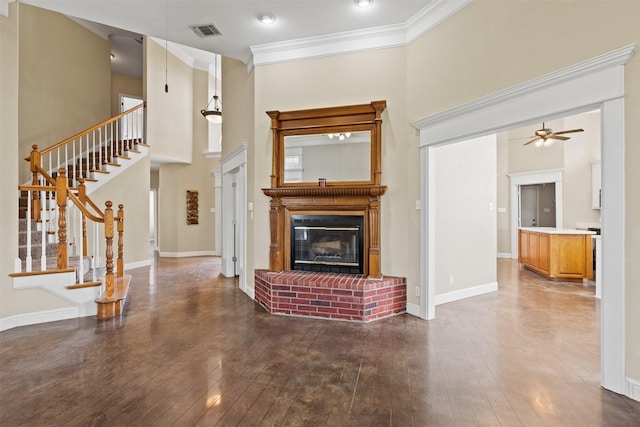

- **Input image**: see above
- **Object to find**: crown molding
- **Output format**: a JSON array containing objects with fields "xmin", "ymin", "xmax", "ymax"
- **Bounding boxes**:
[{"xmin": 250, "ymin": 0, "xmax": 473, "ymax": 67}]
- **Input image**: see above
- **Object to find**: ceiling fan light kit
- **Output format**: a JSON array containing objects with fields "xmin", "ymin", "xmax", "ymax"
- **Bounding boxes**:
[{"xmin": 523, "ymin": 122, "xmax": 584, "ymax": 147}]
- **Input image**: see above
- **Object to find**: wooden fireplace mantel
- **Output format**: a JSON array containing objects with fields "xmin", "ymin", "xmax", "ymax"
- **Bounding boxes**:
[{"xmin": 263, "ymin": 101, "xmax": 387, "ymax": 278}]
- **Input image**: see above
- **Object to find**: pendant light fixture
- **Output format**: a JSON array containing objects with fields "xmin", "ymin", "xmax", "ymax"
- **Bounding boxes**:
[{"xmin": 200, "ymin": 54, "xmax": 222, "ymax": 124}]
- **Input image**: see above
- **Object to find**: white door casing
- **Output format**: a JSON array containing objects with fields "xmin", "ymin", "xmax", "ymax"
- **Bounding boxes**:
[
  {"xmin": 221, "ymin": 143, "xmax": 247, "ymax": 295},
  {"xmin": 413, "ymin": 44, "xmax": 636, "ymax": 396}
]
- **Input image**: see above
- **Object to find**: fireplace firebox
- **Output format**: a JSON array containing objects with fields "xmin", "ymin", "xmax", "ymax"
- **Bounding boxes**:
[{"xmin": 290, "ymin": 215, "xmax": 364, "ymax": 274}]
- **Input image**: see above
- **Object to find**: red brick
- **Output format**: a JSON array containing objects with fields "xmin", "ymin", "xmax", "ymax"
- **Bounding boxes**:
[
  {"xmin": 332, "ymin": 289, "xmax": 353, "ymax": 296},
  {"xmin": 331, "ymin": 302, "xmax": 353, "ymax": 309},
  {"xmin": 317, "ymin": 306, "xmax": 339, "ymax": 314},
  {"xmin": 292, "ymin": 298, "xmax": 310, "ymax": 305}
]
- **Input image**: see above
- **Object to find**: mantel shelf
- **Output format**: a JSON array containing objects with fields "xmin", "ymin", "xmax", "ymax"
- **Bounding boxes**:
[{"xmin": 262, "ymin": 185, "xmax": 387, "ymax": 198}]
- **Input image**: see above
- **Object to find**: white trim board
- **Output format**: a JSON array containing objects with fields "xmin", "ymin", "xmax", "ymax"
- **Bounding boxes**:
[
  {"xmin": 435, "ymin": 282, "xmax": 498, "ymax": 306},
  {"xmin": 0, "ymin": 307, "xmax": 81, "ymax": 332},
  {"xmin": 627, "ymin": 378, "xmax": 640, "ymax": 403},
  {"xmin": 158, "ymin": 251, "xmax": 217, "ymax": 258},
  {"xmin": 413, "ymin": 43, "xmax": 636, "ymax": 397}
]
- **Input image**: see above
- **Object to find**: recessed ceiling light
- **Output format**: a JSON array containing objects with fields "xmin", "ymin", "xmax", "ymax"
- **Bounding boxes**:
[
  {"xmin": 110, "ymin": 52, "xmax": 115, "ymax": 59},
  {"xmin": 355, "ymin": 0, "xmax": 374, "ymax": 8},
  {"xmin": 258, "ymin": 13, "xmax": 276, "ymax": 24}
]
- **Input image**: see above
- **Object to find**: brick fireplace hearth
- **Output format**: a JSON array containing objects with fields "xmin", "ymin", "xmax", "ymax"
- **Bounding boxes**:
[{"xmin": 255, "ymin": 270, "xmax": 406, "ymax": 322}]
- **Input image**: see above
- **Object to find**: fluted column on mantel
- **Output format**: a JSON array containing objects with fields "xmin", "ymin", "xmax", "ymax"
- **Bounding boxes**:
[
  {"xmin": 269, "ymin": 197, "xmax": 284, "ymax": 272},
  {"xmin": 368, "ymin": 196, "xmax": 382, "ymax": 279}
]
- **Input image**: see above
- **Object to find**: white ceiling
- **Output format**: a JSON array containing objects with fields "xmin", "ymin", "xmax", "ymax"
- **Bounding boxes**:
[{"xmin": 22, "ymin": 0, "xmax": 465, "ymax": 70}]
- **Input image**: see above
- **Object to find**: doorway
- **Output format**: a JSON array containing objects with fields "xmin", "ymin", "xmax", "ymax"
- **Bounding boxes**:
[
  {"xmin": 221, "ymin": 144, "xmax": 248, "ymax": 296},
  {"xmin": 415, "ymin": 45, "xmax": 633, "ymax": 395},
  {"xmin": 520, "ymin": 183, "xmax": 556, "ymax": 228}
]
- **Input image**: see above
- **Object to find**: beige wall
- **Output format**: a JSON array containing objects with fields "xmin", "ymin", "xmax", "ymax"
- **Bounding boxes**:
[
  {"xmin": 563, "ymin": 112, "xmax": 601, "ymax": 229},
  {"xmin": 1, "ymin": 3, "xmax": 66, "ymax": 318},
  {"xmin": 221, "ymin": 57, "xmax": 254, "ymax": 158},
  {"xmin": 434, "ymin": 136, "xmax": 497, "ymax": 295},
  {"xmin": 1, "ymin": 3, "xmax": 110, "ymax": 318},
  {"xmin": 111, "ymin": 73, "xmax": 143, "ymax": 116},
  {"xmin": 89, "ymin": 156, "xmax": 151, "ymax": 266},
  {"xmin": 157, "ymin": 68, "xmax": 217, "ymax": 255},
  {"xmin": 405, "ymin": 0, "xmax": 639, "ymax": 380},
  {"xmin": 145, "ymin": 37, "xmax": 193, "ymax": 164},
  {"xmin": 18, "ymin": 4, "xmax": 111, "ymax": 183}
]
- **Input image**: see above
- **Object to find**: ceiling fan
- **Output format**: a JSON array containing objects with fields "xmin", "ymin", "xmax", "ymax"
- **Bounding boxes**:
[{"xmin": 523, "ymin": 122, "xmax": 584, "ymax": 147}]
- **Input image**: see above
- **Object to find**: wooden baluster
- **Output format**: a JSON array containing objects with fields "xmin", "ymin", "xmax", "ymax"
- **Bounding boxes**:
[
  {"xmin": 56, "ymin": 168, "xmax": 68, "ymax": 270},
  {"xmin": 104, "ymin": 201, "xmax": 114, "ymax": 300},
  {"xmin": 117, "ymin": 204, "xmax": 124, "ymax": 278},
  {"xmin": 30, "ymin": 145, "xmax": 41, "ymax": 221},
  {"xmin": 78, "ymin": 179, "xmax": 88, "ymax": 256}
]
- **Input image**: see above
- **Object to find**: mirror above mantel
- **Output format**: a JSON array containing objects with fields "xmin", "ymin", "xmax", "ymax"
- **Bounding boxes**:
[
  {"xmin": 283, "ymin": 130, "xmax": 371, "ymax": 183},
  {"xmin": 266, "ymin": 100, "xmax": 386, "ymax": 188}
]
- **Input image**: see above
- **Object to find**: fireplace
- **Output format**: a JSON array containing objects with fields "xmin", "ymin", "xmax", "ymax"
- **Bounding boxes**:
[{"xmin": 291, "ymin": 215, "xmax": 364, "ymax": 274}]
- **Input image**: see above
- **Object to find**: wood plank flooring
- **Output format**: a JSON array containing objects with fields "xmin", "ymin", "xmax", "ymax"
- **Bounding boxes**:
[{"xmin": 2, "ymin": 257, "xmax": 640, "ymax": 426}]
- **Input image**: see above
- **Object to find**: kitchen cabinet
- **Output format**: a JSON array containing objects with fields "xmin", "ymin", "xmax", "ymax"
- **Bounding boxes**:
[
  {"xmin": 592, "ymin": 160, "xmax": 601, "ymax": 209},
  {"xmin": 519, "ymin": 228, "xmax": 594, "ymax": 281}
]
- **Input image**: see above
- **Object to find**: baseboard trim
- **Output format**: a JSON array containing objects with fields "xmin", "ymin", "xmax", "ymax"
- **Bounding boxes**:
[
  {"xmin": 497, "ymin": 253, "xmax": 512, "ymax": 259},
  {"xmin": 125, "ymin": 259, "xmax": 152, "ymax": 270},
  {"xmin": 435, "ymin": 281, "xmax": 498, "ymax": 306},
  {"xmin": 627, "ymin": 377, "xmax": 640, "ymax": 402},
  {"xmin": 406, "ymin": 302, "xmax": 421, "ymax": 317},
  {"xmin": 0, "ymin": 306, "xmax": 80, "ymax": 332},
  {"xmin": 158, "ymin": 251, "xmax": 217, "ymax": 258}
]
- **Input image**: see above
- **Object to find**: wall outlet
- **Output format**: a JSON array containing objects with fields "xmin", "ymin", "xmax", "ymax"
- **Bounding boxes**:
[
  {"xmin": 415, "ymin": 286, "xmax": 420, "ymax": 296},
  {"xmin": 449, "ymin": 275, "xmax": 454, "ymax": 286}
]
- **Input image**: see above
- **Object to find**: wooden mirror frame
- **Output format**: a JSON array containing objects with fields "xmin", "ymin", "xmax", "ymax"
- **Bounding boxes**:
[{"xmin": 266, "ymin": 100, "xmax": 386, "ymax": 188}]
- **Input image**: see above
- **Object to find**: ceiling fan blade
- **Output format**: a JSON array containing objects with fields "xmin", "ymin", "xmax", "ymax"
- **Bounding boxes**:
[
  {"xmin": 547, "ymin": 135, "xmax": 570, "ymax": 141},
  {"xmin": 523, "ymin": 137, "xmax": 540, "ymax": 146},
  {"xmin": 552, "ymin": 128, "xmax": 584, "ymax": 135}
]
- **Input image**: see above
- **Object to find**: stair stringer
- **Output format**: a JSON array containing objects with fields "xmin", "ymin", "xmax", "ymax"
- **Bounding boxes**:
[{"xmin": 84, "ymin": 144, "xmax": 149, "ymax": 195}]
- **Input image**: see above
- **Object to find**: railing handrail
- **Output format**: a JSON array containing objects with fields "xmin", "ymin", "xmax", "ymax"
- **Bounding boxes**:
[{"xmin": 39, "ymin": 102, "xmax": 146, "ymax": 157}]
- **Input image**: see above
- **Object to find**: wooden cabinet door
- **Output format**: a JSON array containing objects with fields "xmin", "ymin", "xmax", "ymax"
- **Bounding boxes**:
[
  {"xmin": 539, "ymin": 234, "xmax": 550, "ymax": 273},
  {"xmin": 552, "ymin": 235, "xmax": 586, "ymax": 276},
  {"xmin": 529, "ymin": 232, "xmax": 540, "ymax": 268},
  {"xmin": 519, "ymin": 230, "xmax": 529, "ymax": 264}
]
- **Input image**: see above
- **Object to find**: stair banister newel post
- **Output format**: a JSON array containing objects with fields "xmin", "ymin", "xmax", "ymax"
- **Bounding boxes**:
[
  {"xmin": 104, "ymin": 201, "xmax": 114, "ymax": 300},
  {"xmin": 117, "ymin": 204, "xmax": 124, "ymax": 278},
  {"xmin": 78, "ymin": 179, "xmax": 88, "ymax": 257},
  {"xmin": 29, "ymin": 145, "xmax": 41, "ymax": 221},
  {"xmin": 55, "ymin": 168, "xmax": 68, "ymax": 270}
]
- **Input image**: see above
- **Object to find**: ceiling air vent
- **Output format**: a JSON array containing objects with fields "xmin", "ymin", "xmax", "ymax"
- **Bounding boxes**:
[{"xmin": 190, "ymin": 24, "xmax": 221, "ymax": 37}]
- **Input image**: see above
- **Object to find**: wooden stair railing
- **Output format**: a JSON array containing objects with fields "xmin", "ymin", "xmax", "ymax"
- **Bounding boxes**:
[
  {"xmin": 14, "ymin": 104, "xmax": 144, "ymax": 320},
  {"xmin": 27, "ymin": 101, "xmax": 146, "ymax": 193},
  {"xmin": 17, "ymin": 169, "xmax": 127, "ymax": 319}
]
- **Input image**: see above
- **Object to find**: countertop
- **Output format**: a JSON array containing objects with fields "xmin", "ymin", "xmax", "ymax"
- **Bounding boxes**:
[{"xmin": 519, "ymin": 227, "xmax": 597, "ymax": 235}]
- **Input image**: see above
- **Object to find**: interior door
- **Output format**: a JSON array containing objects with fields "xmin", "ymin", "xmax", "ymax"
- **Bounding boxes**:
[
  {"xmin": 119, "ymin": 95, "xmax": 144, "ymax": 140},
  {"xmin": 520, "ymin": 186, "xmax": 538, "ymax": 227}
]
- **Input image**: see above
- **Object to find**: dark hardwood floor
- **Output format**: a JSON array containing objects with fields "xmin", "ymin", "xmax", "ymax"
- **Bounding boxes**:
[{"xmin": 2, "ymin": 257, "xmax": 639, "ymax": 426}]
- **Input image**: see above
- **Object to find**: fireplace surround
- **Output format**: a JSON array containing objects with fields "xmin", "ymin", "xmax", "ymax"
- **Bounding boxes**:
[{"xmin": 257, "ymin": 100, "xmax": 406, "ymax": 322}]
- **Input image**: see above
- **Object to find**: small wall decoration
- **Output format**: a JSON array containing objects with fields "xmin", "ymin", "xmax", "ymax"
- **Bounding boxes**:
[{"xmin": 186, "ymin": 190, "xmax": 198, "ymax": 225}]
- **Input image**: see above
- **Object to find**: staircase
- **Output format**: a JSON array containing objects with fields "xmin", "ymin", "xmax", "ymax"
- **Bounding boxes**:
[{"xmin": 9, "ymin": 102, "xmax": 147, "ymax": 322}]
